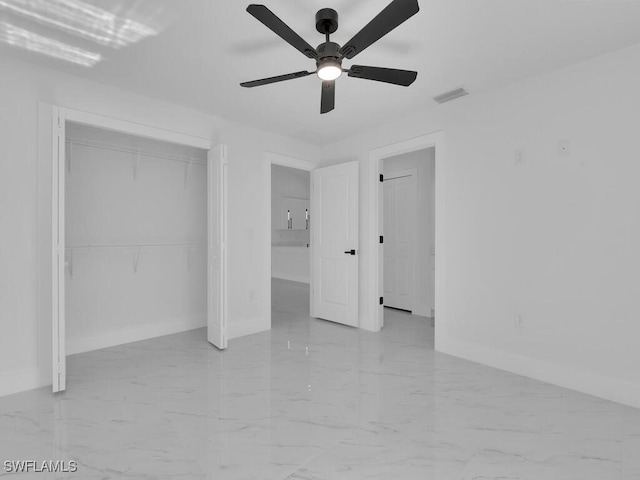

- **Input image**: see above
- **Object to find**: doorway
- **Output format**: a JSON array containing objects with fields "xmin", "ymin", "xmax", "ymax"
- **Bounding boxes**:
[
  {"xmin": 271, "ymin": 164, "xmax": 311, "ymax": 318},
  {"xmin": 382, "ymin": 148, "xmax": 435, "ymax": 325},
  {"xmin": 264, "ymin": 154, "xmax": 359, "ymax": 330},
  {"xmin": 264, "ymin": 153, "xmax": 317, "ymax": 328},
  {"xmin": 365, "ymin": 131, "xmax": 445, "ymax": 334},
  {"xmin": 50, "ymin": 107, "xmax": 227, "ymax": 393}
]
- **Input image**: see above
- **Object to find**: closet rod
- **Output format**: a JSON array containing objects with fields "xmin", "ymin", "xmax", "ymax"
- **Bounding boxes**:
[
  {"xmin": 66, "ymin": 137, "xmax": 207, "ymax": 166},
  {"xmin": 66, "ymin": 243, "xmax": 206, "ymax": 249}
]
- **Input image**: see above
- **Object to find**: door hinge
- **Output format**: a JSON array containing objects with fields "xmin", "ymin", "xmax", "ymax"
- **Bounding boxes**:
[
  {"xmin": 379, "ymin": 297, "xmax": 384, "ymax": 305},
  {"xmin": 379, "ymin": 235, "xmax": 383, "ymax": 244},
  {"xmin": 379, "ymin": 174, "xmax": 384, "ymax": 182}
]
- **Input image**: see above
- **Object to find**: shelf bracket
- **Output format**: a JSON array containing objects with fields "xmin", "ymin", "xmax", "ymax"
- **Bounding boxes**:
[
  {"xmin": 133, "ymin": 150, "xmax": 140, "ymax": 181},
  {"xmin": 184, "ymin": 157, "xmax": 193, "ymax": 189},
  {"xmin": 67, "ymin": 142, "xmax": 73, "ymax": 175},
  {"xmin": 66, "ymin": 249, "xmax": 73, "ymax": 277},
  {"xmin": 133, "ymin": 247, "xmax": 141, "ymax": 273}
]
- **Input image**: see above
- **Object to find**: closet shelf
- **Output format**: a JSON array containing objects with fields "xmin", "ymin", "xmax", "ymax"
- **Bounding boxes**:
[
  {"xmin": 66, "ymin": 137, "xmax": 207, "ymax": 166},
  {"xmin": 66, "ymin": 243, "xmax": 206, "ymax": 250},
  {"xmin": 65, "ymin": 243, "xmax": 206, "ymax": 276}
]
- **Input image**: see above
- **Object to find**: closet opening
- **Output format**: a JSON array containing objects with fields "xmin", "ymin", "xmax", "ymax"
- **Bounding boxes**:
[
  {"xmin": 50, "ymin": 107, "xmax": 227, "ymax": 393},
  {"xmin": 381, "ymin": 147, "xmax": 436, "ymax": 330},
  {"xmin": 64, "ymin": 123, "xmax": 209, "ymax": 356}
]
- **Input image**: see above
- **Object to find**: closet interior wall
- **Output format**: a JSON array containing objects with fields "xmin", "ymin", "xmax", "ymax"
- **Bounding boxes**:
[{"xmin": 65, "ymin": 123, "xmax": 208, "ymax": 355}]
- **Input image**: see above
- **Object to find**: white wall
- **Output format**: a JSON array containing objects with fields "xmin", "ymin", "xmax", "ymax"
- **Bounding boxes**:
[
  {"xmin": 324, "ymin": 43, "xmax": 640, "ymax": 409},
  {"xmin": 383, "ymin": 148, "xmax": 435, "ymax": 317},
  {"xmin": 4, "ymin": 39, "xmax": 640, "ymax": 409},
  {"xmin": 64, "ymin": 124, "xmax": 208, "ymax": 355},
  {"xmin": 0, "ymin": 56, "xmax": 320, "ymax": 397}
]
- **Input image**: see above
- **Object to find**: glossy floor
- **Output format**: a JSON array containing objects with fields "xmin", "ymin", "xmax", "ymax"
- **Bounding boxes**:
[{"xmin": 1, "ymin": 279, "xmax": 640, "ymax": 479}]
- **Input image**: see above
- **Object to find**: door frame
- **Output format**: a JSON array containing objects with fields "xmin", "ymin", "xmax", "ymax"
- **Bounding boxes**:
[
  {"xmin": 50, "ymin": 106, "xmax": 217, "ymax": 393},
  {"xmin": 381, "ymin": 168, "xmax": 418, "ymax": 314},
  {"xmin": 263, "ymin": 152, "xmax": 318, "ymax": 328},
  {"xmin": 366, "ymin": 131, "xmax": 446, "ymax": 335}
]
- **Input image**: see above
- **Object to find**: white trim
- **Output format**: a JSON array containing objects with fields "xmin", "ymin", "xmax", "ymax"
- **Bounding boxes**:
[
  {"xmin": 61, "ymin": 108, "xmax": 211, "ymax": 150},
  {"xmin": 264, "ymin": 152, "xmax": 318, "ymax": 329},
  {"xmin": 206, "ymin": 145, "xmax": 229, "ymax": 349},
  {"xmin": 439, "ymin": 337, "xmax": 640, "ymax": 410},
  {"xmin": 365, "ymin": 131, "xmax": 446, "ymax": 338},
  {"xmin": 266, "ymin": 151, "xmax": 319, "ymax": 171},
  {"xmin": 67, "ymin": 317, "xmax": 206, "ymax": 356},
  {"xmin": 51, "ymin": 106, "xmax": 66, "ymax": 393}
]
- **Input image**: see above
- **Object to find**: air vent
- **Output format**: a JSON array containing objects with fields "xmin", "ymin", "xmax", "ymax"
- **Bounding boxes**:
[{"xmin": 433, "ymin": 87, "xmax": 469, "ymax": 104}]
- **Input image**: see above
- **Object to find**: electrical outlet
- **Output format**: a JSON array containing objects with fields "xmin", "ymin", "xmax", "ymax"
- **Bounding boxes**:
[{"xmin": 558, "ymin": 140, "xmax": 571, "ymax": 156}]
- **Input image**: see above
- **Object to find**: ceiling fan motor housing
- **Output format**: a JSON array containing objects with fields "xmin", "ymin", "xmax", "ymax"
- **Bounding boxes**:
[
  {"xmin": 315, "ymin": 8, "xmax": 339, "ymax": 34},
  {"xmin": 316, "ymin": 42, "xmax": 342, "ymax": 70}
]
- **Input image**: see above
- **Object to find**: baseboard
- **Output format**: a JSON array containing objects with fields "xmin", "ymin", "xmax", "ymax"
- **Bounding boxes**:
[
  {"xmin": 0, "ymin": 366, "xmax": 49, "ymax": 398},
  {"xmin": 271, "ymin": 272, "xmax": 310, "ymax": 284},
  {"xmin": 228, "ymin": 316, "xmax": 269, "ymax": 340},
  {"xmin": 67, "ymin": 316, "xmax": 206, "ymax": 356},
  {"xmin": 412, "ymin": 304, "xmax": 430, "ymax": 317},
  {"xmin": 437, "ymin": 336, "xmax": 640, "ymax": 410}
]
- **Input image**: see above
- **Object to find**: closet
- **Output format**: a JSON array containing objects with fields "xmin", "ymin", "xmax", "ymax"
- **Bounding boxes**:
[{"xmin": 64, "ymin": 123, "xmax": 208, "ymax": 355}]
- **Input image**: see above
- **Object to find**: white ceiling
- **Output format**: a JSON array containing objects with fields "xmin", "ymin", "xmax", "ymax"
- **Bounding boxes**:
[{"xmin": 3, "ymin": 0, "xmax": 640, "ymax": 145}]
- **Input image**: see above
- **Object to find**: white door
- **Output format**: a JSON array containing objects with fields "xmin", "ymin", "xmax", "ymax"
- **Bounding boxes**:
[
  {"xmin": 383, "ymin": 172, "xmax": 416, "ymax": 311},
  {"xmin": 207, "ymin": 145, "xmax": 228, "ymax": 349},
  {"xmin": 310, "ymin": 161, "xmax": 359, "ymax": 327}
]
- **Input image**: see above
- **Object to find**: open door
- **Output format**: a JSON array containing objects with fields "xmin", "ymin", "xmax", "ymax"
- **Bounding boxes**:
[
  {"xmin": 383, "ymin": 171, "xmax": 416, "ymax": 311},
  {"xmin": 310, "ymin": 161, "xmax": 359, "ymax": 327},
  {"xmin": 52, "ymin": 107, "xmax": 66, "ymax": 392},
  {"xmin": 207, "ymin": 145, "xmax": 228, "ymax": 349}
]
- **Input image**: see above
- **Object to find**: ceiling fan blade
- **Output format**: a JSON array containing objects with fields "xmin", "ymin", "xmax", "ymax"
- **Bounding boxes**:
[
  {"xmin": 339, "ymin": 0, "xmax": 419, "ymax": 59},
  {"xmin": 320, "ymin": 81, "xmax": 335, "ymax": 114},
  {"xmin": 246, "ymin": 5, "xmax": 317, "ymax": 59},
  {"xmin": 348, "ymin": 65, "xmax": 417, "ymax": 86},
  {"xmin": 240, "ymin": 71, "xmax": 313, "ymax": 88}
]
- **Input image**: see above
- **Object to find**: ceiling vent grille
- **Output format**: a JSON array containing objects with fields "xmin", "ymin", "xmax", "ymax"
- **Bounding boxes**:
[{"xmin": 433, "ymin": 87, "xmax": 469, "ymax": 104}]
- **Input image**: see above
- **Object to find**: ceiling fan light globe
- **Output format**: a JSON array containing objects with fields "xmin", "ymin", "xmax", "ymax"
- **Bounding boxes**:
[{"xmin": 317, "ymin": 64, "xmax": 342, "ymax": 81}]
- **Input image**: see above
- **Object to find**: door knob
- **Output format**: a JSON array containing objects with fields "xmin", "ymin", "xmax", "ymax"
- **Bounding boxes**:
[{"xmin": 344, "ymin": 249, "xmax": 356, "ymax": 255}]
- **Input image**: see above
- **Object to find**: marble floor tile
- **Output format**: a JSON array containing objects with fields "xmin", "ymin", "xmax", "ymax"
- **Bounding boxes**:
[{"xmin": 1, "ymin": 278, "xmax": 639, "ymax": 479}]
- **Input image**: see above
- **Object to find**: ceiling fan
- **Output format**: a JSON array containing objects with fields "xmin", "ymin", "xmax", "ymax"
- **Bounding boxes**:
[{"xmin": 240, "ymin": 0, "xmax": 420, "ymax": 114}]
